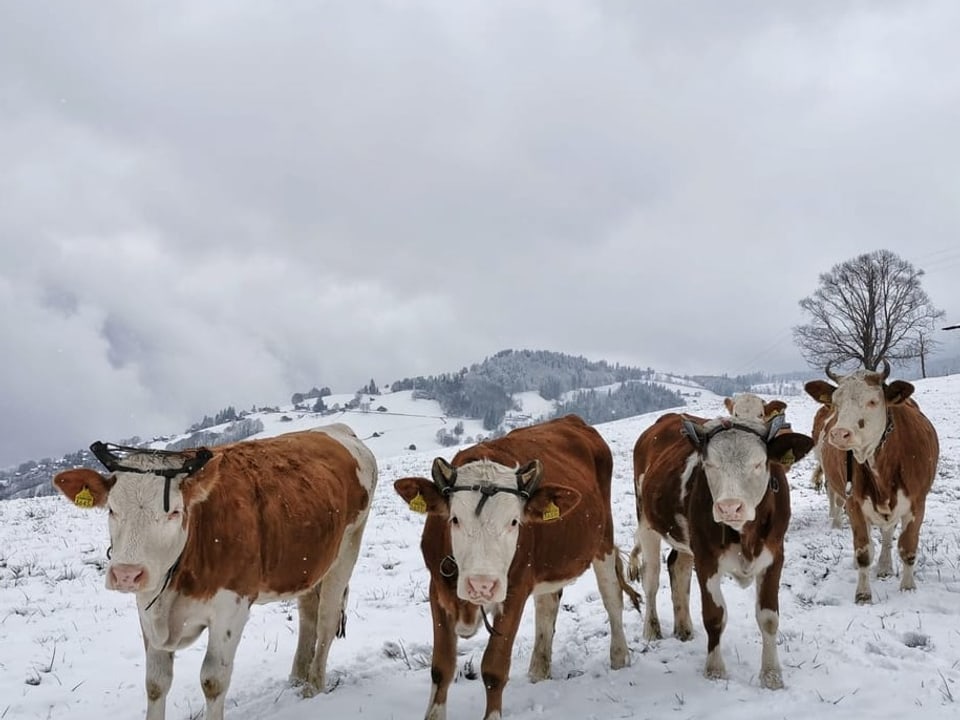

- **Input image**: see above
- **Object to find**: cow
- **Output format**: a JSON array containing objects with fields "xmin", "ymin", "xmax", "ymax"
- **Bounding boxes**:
[
  {"xmin": 723, "ymin": 393, "xmax": 787, "ymax": 424},
  {"xmin": 804, "ymin": 361, "xmax": 939, "ymax": 603},
  {"xmin": 630, "ymin": 412, "xmax": 813, "ymax": 688},
  {"xmin": 393, "ymin": 415, "xmax": 636, "ymax": 720},
  {"xmin": 51, "ymin": 424, "xmax": 377, "ymax": 720},
  {"xmin": 807, "ymin": 403, "xmax": 847, "ymax": 527}
]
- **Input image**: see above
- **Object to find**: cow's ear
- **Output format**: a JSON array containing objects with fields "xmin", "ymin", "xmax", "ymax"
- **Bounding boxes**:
[
  {"xmin": 767, "ymin": 433, "xmax": 815, "ymax": 466},
  {"xmin": 523, "ymin": 485, "xmax": 582, "ymax": 524},
  {"xmin": 723, "ymin": 397, "xmax": 735, "ymax": 414},
  {"xmin": 885, "ymin": 380, "xmax": 915, "ymax": 405},
  {"xmin": 804, "ymin": 380, "xmax": 835, "ymax": 405},
  {"xmin": 763, "ymin": 400, "xmax": 787, "ymax": 421},
  {"xmin": 394, "ymin": 477, "xmax": 448, "ymax": 516},
  {"xmin": 53, "ymin": 468, "xmax": 113, "ymax": 509}
]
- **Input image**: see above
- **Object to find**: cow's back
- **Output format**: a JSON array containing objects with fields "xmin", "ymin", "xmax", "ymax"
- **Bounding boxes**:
[
  {"xmin": 634, "ymin": 414, "xmax": 699, "ymax": 537},
  {"xmin": 174, "ymin": 428, "xmax": 373, "ymax": 601}
]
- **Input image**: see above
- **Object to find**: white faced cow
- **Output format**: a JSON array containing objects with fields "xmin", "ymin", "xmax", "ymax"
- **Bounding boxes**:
[
  {"xmin": 805, "ymin": 361, "xmax": 939, "ymax": 603},
  {"xmin": 52, "ymin": 424, "xmax": 377, "ymax": 720},
  {"xmin": 394, "ymin": 415, "xmax": 637, "ymax": 720},
  {"xmin": 631, "ymin": 412, "xmax": 813, "ymax": 688}
]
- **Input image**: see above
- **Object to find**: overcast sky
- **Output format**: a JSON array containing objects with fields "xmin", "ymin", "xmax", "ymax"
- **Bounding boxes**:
[{"xmin": 3, "ymin": 0, "xmax": 960, "ymax": 467}]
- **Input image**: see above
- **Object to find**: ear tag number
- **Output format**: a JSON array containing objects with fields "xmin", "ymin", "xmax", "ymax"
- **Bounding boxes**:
[
  {"xmin": 74, "ymin": 486, "xmax": 95, "ymax": 509},
  {"xmin": 409, "ymin": 493, "xmax": 428, "ymax": 514},
  {"xmin": 542, "ymin": 501, "xmax": 560, "ymax": 522}
]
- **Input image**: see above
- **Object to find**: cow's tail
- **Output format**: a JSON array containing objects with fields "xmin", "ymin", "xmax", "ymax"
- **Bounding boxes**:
[{"xmin": 615, "ymin": 548, "xmax": 642, "ymax": 612}]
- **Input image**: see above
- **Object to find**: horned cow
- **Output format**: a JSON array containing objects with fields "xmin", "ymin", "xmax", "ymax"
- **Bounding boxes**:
[
  {"xmin": 805, "ymin": 361, "xmax": 939, "ymax": 603},
  {"xmin": 630, "ymin": 412, "xmax": 813, "ymax": 688}
]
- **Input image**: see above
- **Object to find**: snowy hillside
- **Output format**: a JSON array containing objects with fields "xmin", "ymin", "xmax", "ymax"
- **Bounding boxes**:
[{"xmin": 2, "ymin": 376, "xmax": 959, "ymax": 719}]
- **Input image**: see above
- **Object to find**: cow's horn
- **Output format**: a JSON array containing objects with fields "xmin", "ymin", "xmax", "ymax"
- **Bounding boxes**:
[
  {"xmin": 824, "ymin": 361, "xmax": 842, "ymax": 383},
  {"xmin": 431, "ymin": 457, "xmax": 457, "ymax": 491},
  {"xmin": 879, "ymin": 358, "xmax": 891, "ymax": 381},
  {"xmin": 517, "ymin": 459, "xmax": 543, "ymax": 497}
]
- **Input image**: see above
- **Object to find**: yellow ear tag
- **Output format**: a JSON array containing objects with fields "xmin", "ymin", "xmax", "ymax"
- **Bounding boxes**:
[
  {"xmin": 74, "ymin": 486, "xmax": 95, "ymax": 509},
  {"xmin": 408, "ymin": 493, "xmax": 428, "ymax": 514},
  {"xmin": 542, "ymin": 501, "xmax": 560, "ymax": 522},
  {"xmin": 779, "ymin": 450, "xmax": 795, "ymax": 468}
]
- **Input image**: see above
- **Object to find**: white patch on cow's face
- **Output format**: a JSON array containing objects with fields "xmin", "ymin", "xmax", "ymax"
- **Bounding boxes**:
[
  {"xmin": 730, "ymin": 393, "xmax": 764, "ymax": 421},
  {"xmin": 826, "ymin": 370, "xmax": 888, "ymax": 460},
  {"xmin": 446, "ymin": 460, "xmax": 525, "ymax": 604},
  {"xmin": 700, "ymin": 421, "xmax": 770, "ymax": 530},
  {"xmin": 105, "ymin": 472, "xmax": 188, "ymax": 595}
]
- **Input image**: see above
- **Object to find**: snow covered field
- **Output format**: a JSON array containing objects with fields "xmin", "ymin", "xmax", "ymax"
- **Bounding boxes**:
[{"xmin": 2, "ymin": 376, "xmax": 959, "ymax": 719}]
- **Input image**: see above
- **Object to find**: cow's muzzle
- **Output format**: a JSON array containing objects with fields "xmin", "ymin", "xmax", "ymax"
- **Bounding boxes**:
[
  {"xmin": 107, "ymin": 563, "xmax": 149, "ymax": 592},
  {"xmin": 461, "ymin": 574, "xmax": 504, "ymax": 604},
  {"xmin": 713, "ymin": 499, "xmax": 748, "ymax": 529}
]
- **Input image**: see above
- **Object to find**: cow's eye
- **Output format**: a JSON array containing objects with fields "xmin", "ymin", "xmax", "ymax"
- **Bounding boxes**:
[
  {"xmin": 450, "ymin": 516, "xmax": 460, "ymax": 526},
  {"xmin": 168, "ymin": 510, "xmax": 182, "ymax": 521},
  {"xmin": 511, "ymin": 518, "xmax": 519, "ymax": 527}
]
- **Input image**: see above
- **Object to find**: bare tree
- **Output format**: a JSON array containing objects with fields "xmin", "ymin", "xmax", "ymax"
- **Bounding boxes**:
[{"xmin": 793, "ymin": 249, "xmax": 943, "ymax": 372}]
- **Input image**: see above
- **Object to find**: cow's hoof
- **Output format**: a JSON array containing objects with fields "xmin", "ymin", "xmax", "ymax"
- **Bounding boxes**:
[
  {"xmin": 610, "ymin": 648, "xmax": 630, "ymax": 670},
  {"xmin": 643, "ymin": 619, "xmax": 662, "ymax": 641},
  {"xmin": 760, "ymin": 670, "xmax": 784, "ymax": 690},
  {"xmin": 674, "ymin": 626, "xmax": 693, "ymax": 642},
  {"xmin": 299, "ymin": 683, "xmax": 320, "ymax": 699},
  {"xmin": 705, "ymin": 667, "xmax": 727, "ymax": 681},
  {"xmin": 855, "ymin": 592, "xmax": 872, "ymax": 605}
]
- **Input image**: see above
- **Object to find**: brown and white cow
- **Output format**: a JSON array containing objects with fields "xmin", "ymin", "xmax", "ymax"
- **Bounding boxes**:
[
  {"xmin": 630, "ymin": 412, "xmax": 813, "ymax": 688},
  {"xmin": 723, "ymin": 393, "xmax": 787, "ymax": 424},
  {"xmin": 394, "ymin": 415, "xmax": 636, "ymax": 720},
  {"xmin": 804, "ymin": 362, "xmax": 939, "ymax": 603},
  {"xmin": 807, "ymin": 403, "xmax": 847, "ymax": 527},
  {"xmin": 52, "ymin": 424, "xmax": 377, "ymax": 720}
]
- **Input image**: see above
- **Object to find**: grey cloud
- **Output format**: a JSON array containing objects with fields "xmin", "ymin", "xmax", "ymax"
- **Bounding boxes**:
[{"xmin": 3, "ymin": 1, "xmax": 960, "ymax": 465}]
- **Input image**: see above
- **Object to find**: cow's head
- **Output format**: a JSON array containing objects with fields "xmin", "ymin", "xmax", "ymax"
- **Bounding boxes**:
[
  {"xmin": 724, "ymin": 394, "xmax": 788, "ymax": 424},
  {"xmin": 681, "ymin": 416, "xmax": 813, "ymax": 530},
  {"xmin": 394, "ymin": 457, "xmax": 581, "ymax": 604},
  {"xmin": 52, "ymin": 443, "xmax": 215, "ymax": 595},
  {"xmin": 804, "ymin": 360, "xmax": 914, "ymax": 462}
]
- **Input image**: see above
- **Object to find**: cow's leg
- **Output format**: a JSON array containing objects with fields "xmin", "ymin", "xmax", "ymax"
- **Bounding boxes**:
[
  {"xmin": 848, "ymin": 502, "xmax": 874, "ymax": 603},
  {"xmin": 898, "ymin": 498, "xmax": 926, "ymax": 592},
  {"xmin": 480, "ymin": 599, "xmax": 526, "ymax": 720},
  {"xmin": 200, "ymin": 593, "xmax": 251, "ymax": 720},
  {"xmin": 628, "ymin": 478, "xmax": 644, "ymax": 582},
  {"xmin": 698, "ymin": 568, "xmax": 727, "ymax": 681},
  {"xmin": 305, "ymin": 519, "xmax": 368, "ymax": 696},
  {"xmin": 528, "ymin": 590, "xmax": 561, "ymax": 682},
  {"xmin": 424, "ymin": 580, "xmax": 457, "ymax": 720},
  {"xmin": 828, "ymin": 487, "xmax": 844, "ymax": 529},
  {"xmin": 876, "ymin": 525, "xmax": 895, "ymax": 578},
  {"xmin": 143, "ymin": 637, "xmax": 173, "ymax": 720},
  {"xmin": 667, "ymin": 550, "xmax": 694, "ymax": 641},
  {"xmin": 291, "ymin": 585, "xmax": 320, "ymax": 685},
  {"xmin": 755, "ymin": 554, "xmax": 784, "ymax": 689},
  {"xmin": 637, "ymin": 518, "xmax": 663, "ymax": 640},
  {"xmin": 592, "ymin": 549, "xmax": 630, "ymax": 669}
]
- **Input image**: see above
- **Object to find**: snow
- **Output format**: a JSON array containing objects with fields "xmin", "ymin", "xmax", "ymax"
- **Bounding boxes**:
[{"xmin": 2, "ymin": 376, "xmax": 959, "ymax": 719}]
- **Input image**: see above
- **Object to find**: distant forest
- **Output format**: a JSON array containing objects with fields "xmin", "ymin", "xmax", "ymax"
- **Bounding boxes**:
[{"xmin": 390, "ymin": 349, "xmax": 682, "ymax": 428}]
